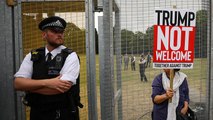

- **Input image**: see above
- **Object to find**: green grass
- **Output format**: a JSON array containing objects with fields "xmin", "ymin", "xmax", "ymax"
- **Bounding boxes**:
[{"xmin": 25, "ymin": 56, "xmax": 208, "ymax": 120}]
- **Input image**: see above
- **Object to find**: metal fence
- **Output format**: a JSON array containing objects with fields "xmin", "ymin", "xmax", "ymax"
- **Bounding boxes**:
[
  {"xmin": 112, "ymin": 0, "xmax": 209, "ymax": 120},
  {"xmin": 20, "ymin": 1, "xmax": 88, "ymax": 120},
  {"xmin": 0, "ymin": 0, "xmax": 212, "ymax": 120}
]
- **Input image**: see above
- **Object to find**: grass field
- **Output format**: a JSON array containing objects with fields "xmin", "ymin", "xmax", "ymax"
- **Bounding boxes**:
[{"xmin": 25, "ymin": 56, "xmax": 208, "ymax": 120}]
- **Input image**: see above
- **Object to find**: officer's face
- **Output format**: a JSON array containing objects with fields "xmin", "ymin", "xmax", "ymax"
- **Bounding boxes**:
[{"xmin": 43, "ymin": 28, "xmax": 64, "ymax": 48}]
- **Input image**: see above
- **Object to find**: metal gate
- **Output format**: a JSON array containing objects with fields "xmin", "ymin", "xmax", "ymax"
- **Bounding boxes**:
[
  {"xmin": 112, "ymin": 0, "xmax": 210, "ymax": 120},
  {"xmin": 16, "ymin": 0, "xmax": 88, "ymax": 120},
  {"xmin": 1, "ymin": 0, "xmax": 213, "ymax": 120}
]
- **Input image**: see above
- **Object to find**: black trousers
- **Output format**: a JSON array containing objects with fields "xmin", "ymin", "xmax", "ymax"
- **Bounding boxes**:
[
  {"xmin": 30, "ymin": 106, "xmax": 79, "ymax": 120},
  {"xmin": 140, "ymin": 70, "xmax": 147, "ymax": 82},
  {"xmin": 131, "ymin": 63, "xmax": 136, "ymax": 71}
]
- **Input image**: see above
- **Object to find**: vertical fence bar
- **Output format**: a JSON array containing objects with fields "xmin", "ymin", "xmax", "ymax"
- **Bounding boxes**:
[
  {"xmin": 0, "ymin": 0, "xmax": 16, "ymax": 119},
  {"xmin": 85, "ymin": 0, "xmax": 98, "ymax": 120},
  {"xmin": 100, "ymin": 0, "xmax": 115, "ymax": 120},
  {"xmin": 98, "ymin": 15, "xmax": 106, "ymax": 120},
  {"xmin": 114, "ymin": 4, "xmax": 122, "ymax": 120},
  {"xmin": 14, "ymin": 0, "xmax": 26, "ymax": 120},
  {"xmin": 209, "ymin": 0, "xmax": 213, "ymax": 119}
]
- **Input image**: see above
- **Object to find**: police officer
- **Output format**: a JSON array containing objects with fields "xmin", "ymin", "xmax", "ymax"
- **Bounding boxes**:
[
  {"xmin": 146, "ymin": 52, "xmax": 152, "ymax": 68},
  {"xmin": 139, "ymin": 54, "xmax": 148, "ymax": 82},
  {"xmin": 14, "ymin": 16, "xmax": 80, "ymax": 120}
]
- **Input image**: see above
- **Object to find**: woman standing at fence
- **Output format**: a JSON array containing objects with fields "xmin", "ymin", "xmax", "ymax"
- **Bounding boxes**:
[{"xmin": 151, "ymin": 69, "xmax": 189, "ymax": 120}]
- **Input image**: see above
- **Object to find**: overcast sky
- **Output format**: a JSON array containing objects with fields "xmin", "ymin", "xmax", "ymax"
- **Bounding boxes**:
[
  {"xmin": 36, "ymin": 0, "xmax": 205, "ymax": 33},
  {"xmin": 114, "ymin": 0, "xmax": 204, "ymax": 33},
  {"xmin": 37, "ymin": 0, "xmax": 205, "ymax": 33}
]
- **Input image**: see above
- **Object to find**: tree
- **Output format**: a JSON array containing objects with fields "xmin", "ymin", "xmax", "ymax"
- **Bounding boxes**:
[
  {"xmin": 195, "ymin": 10, "xmax": 208, "ymax": 58},
  {"xmin": 64, "ymin": 22, "xmax": 86, "ymax": 54},
  {"xmin": 120, "ymin": 28, "xmax": 151, "ymax": 55},
  {"xmin": 134, "ymin": 31, "xmax": 145, "ymax": 55},
  {"xmin": 144, "ymin": 26, "xmax": 154, "ymax": 55},
  {"xmin": 121, "ymin": 29, "xmax": 135, "ymax": 54}
]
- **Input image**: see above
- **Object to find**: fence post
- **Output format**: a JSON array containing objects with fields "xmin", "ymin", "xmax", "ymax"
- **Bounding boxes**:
[
  {"xmin": 85, "ymin": 0, "xmax": 98, "ymax": 120},
  {"xmin": 209, "ymin": 0, "xmax": 213, "ymax": 120},
  {"xmin": 100, "ymin": 0, "xmax": 115, "ymax": 120},
  {"xmin": 0, "ymin": 0, "xmax": 17, "ymax": 119}
]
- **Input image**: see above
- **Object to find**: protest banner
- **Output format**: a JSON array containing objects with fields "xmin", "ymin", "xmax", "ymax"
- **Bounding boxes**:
[
  {"xmin": 153, "ymin": 9, "xmax": 196, "ymax": 102},
  {"xmin": 153, "ymin": 9, "xmax": 196, "ymax": 69}
]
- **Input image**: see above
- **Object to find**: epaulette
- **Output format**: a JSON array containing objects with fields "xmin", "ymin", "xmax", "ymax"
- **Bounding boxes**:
[
  {"xmin": 61, "ymin": 48, "xmax": 73, "ymax": 54},
  {"xmin": 31, "ymin": 47, "xmax": 45, "ymax": 62}
]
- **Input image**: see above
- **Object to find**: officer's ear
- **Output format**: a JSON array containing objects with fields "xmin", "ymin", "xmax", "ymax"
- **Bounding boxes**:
[{"xmin": 42, "ymin": 32, "xmax": 47, "ymax": 40}]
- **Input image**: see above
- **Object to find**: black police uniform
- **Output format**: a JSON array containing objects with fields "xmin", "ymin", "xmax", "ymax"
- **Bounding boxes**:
[
  {"xmin": 139, "ymin": 58, "xmax": 148, "ymax": 82},
  {"xmin": 26, "ymin": 47, "xmax": 80, "ymax": 120}
]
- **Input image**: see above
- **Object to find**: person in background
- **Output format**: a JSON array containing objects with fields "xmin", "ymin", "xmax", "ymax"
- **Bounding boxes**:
[
  {"xmin": 139, "ymin": 54, "xmax": 147, "ymax": 82},
  {"xmin": 124, "ymin": 53, "xmax": 129, "ymax": 70},
  {"xmin": 14, "ymin": 16, "xmax": 81, "ymax": 120},
  {"xmin": 146, "ymin": 52, "xmax": 152, "ymax": 68},
  {"xmin": 131, "ymin": 55, "xmax": 136, "ymax": 71},
  {"xmin": 151, "ymin": 69, "xmax": 189, "ymax": 120}
]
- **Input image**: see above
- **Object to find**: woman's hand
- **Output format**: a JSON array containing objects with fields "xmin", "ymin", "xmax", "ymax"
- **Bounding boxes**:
[
  {"xmin": 166, "ymin": 88, "xmax": 174, "ymax": 99},
  {"xmin": 154, "ymin": 88, "xmax": 174, "ymax": 104},
  {"xmin": 181, "ymin": 107, "xmax": 188, "ymax": 115},
  {"xmin": 181, "ymin": 101, "xmax": 189, "ymax": 115}
]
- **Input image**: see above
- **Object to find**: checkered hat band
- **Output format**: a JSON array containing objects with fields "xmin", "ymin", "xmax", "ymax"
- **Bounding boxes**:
[{"xmin": 42, "ymin": 20, "xmax": 64, "ymax": 29}]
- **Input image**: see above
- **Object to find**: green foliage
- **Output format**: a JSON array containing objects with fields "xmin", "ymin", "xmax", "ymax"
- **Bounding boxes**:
[
  {"xmin": 121, "ymin": 27, "xmax": 154, "ymax": 55},
  {"xmin": 195, "ymin": 10, "xmax": 208, "ymax": 58},
  {"xmin": 121, "ymin": 29, "xmax": 135, "ymax": 54},
  {"xmin": 64, "ymin": 23, "xmax": 86, "ymax": 54},
  {"xmin": 144, "ymin": 26, "xmax": 154, "ymax": 54}
]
